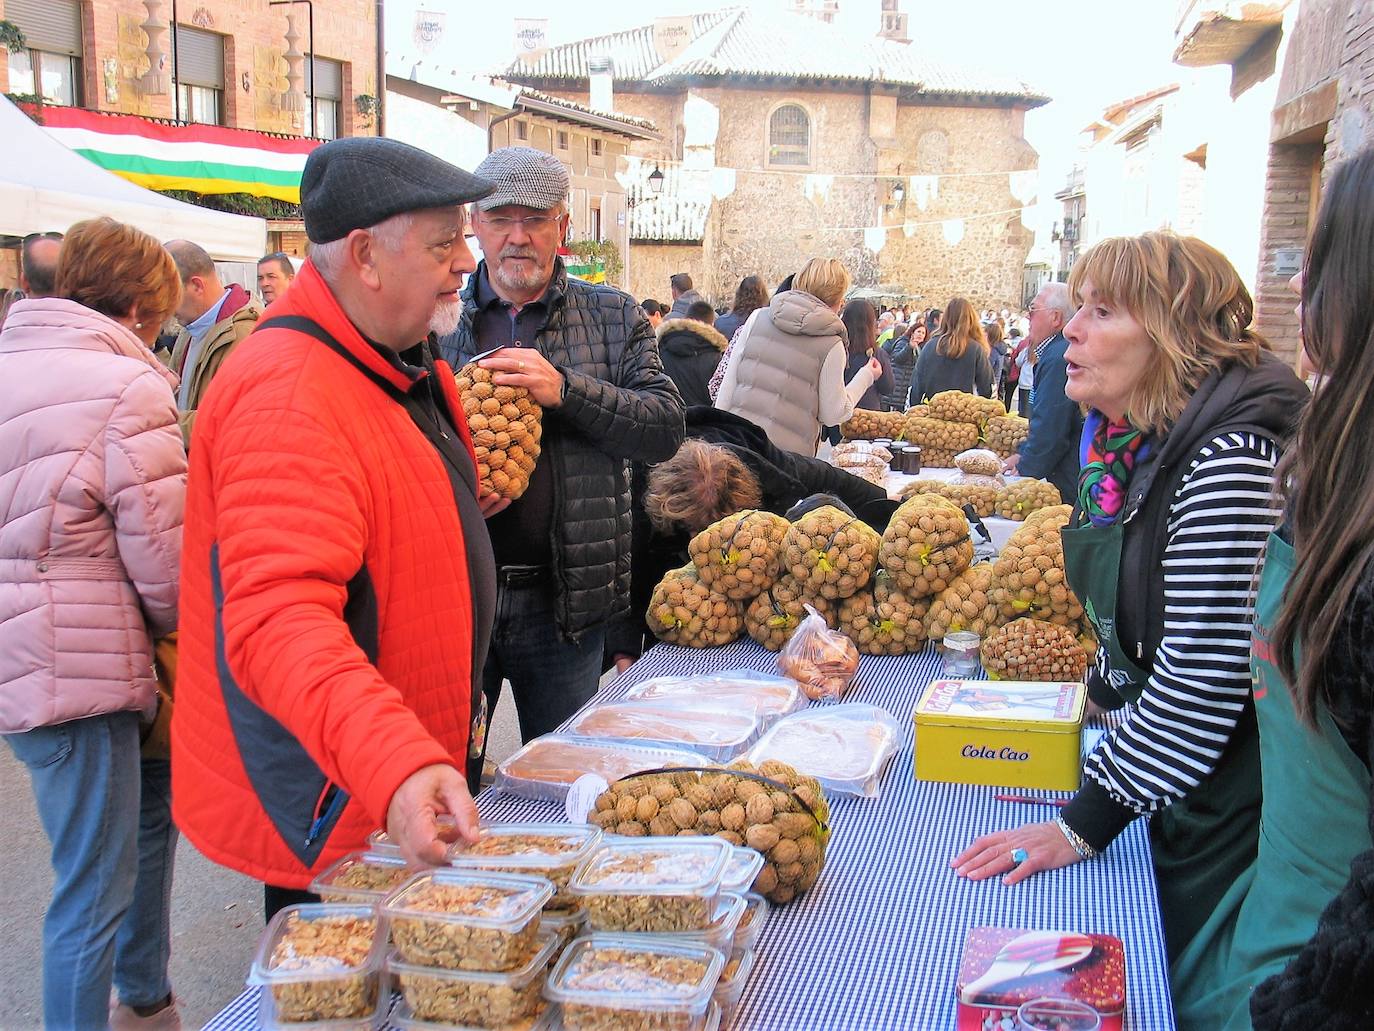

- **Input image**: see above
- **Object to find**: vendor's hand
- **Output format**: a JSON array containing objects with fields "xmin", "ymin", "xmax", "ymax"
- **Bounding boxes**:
[
  {"xmin": 612, "ymin": 654, "xmax": 636, "ymax": 674},
  {"xmin": 480, "ymin": 350, "xmax": 564, "ymax": 408},
  {"xmin": 386, "ymin": 763, "xmax": 480, "ymax": 866},
  {"xmin": 479, "ymin": 492, "xmax": 512, "ymax": 518},
  {"xmin": 1085, "ymin": 698, "xmax": 1107, "ymax": 720},
  {"xmin": 1002, "ymin": 453, "xmax": 1021, "ymax": 474},
  {"xmin": 951, "ymin": 820, "xmax": 1081, "ymax": 886}
]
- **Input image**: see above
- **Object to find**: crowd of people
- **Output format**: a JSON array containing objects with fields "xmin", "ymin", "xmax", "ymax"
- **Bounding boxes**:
[{"xmin": 1, "ymin": 132, "xmax": 1372, "ymax": 1031}]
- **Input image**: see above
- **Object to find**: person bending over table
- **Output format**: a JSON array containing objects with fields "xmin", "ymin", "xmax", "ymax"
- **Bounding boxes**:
[
  {"xmin": 952, "ymin": 231, "xmax": 1308, "ymax": 965},
  {"xmin": 604, "ymin": 406, "xmax": 898, "ymax": 671},
  {"xmin": 1169, "ymin": 149, "xmax": 1374, "ymax": 1030}
]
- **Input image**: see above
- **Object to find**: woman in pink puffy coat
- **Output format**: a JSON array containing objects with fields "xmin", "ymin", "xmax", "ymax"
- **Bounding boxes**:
[{"xmin": 0, "ymin": 218, "xmax": 186, "ymax": 1030}]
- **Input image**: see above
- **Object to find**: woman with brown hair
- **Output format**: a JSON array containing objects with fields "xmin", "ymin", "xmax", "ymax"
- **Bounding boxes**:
[
  {"xmin": 0, "ymin": 218, "xmax": 186, "ymax": 1029},
  {"xmin": 953, "ymin": 231, "xmax": 1308, "ymax": 968},
  {"xmin": 908, "ymin": 296, "xmax": 992, "ymax": 405},
  {"xmin": 714, "ymin": 274, "xmax": 769, "ymax": 342},
  {"xmin": 1170, "ymin": 150, "xmax": 1374, "ymax": 1029},
  {"xmin": 839, "ymin": 298, "xmax": 894, "ymax": 412}
]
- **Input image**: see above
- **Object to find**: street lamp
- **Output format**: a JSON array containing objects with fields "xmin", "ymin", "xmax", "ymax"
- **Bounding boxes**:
[
  {"xmin": 648, "ymin": 165, "xmax": 665, "ymax": 194},
  {"xmin": 890, "ymin": 179, "xmax": 905, "ymax": 207}
]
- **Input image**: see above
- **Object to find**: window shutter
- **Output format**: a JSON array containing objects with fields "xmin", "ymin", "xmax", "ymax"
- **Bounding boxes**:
[
  {"xmin": 7, "ymin": 0, "xmax": 82, "ymax": 57},
  {"xmin": 176, "ymin": 26, "xmax": 224, "ymax": 88},
  {"xmin": 310, "ymin": 57, "xmax": 342, "ymax": 101}
]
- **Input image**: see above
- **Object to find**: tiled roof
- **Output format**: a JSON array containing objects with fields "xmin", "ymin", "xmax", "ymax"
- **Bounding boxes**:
[
  {"xmin": 517, "ymin": 87, "xmax": 658, "ymax": 132},
  {"xmin": 503, "ymin": 7, "xmax": 1048, "ymax": 104}
]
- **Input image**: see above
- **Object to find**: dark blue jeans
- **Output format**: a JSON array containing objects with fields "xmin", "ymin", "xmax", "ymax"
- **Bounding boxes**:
[{"xmin": 482, "ymin": 579, "xmax": 605, "ymax": 745}]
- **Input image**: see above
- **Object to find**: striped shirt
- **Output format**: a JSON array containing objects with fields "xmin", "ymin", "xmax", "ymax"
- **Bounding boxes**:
[{"xmin": 1078, "ymin": 431, "xmax": 1279, "ymax": 840}]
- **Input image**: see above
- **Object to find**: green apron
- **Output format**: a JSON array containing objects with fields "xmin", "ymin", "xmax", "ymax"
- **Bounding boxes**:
[
  {"xmin": 1171, "ymin": 533, "xmax": 1373, "ymax": 1028},
  {"xmin": 1060, "ymin": 516, "xmax": 1261, "ymax": 962}
]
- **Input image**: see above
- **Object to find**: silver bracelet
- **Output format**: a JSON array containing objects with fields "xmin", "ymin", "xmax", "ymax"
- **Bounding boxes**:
[{"xmin": 1055, "ymin": 815, "xmax": 1099, "ymax": 860}]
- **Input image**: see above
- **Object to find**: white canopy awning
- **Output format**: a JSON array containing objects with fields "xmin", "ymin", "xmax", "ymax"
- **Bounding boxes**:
[{"xmin": 0, "ymin": 96, "xmax": 266, "ymax": 261}]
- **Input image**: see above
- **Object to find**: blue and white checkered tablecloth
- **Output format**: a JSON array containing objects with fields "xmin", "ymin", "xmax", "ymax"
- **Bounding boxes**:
[{"xmin": 204, "ymin": 639, "xmax": 1176, "ymax": 1031}]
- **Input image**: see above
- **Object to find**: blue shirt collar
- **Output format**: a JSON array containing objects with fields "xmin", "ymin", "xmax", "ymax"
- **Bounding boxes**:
[{"xmin": 184, "ymin": 288, "xmax": 231, "ymax": 340}]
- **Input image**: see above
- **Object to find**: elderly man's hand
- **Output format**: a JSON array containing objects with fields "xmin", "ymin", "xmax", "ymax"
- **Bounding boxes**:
[
  {"xmin": 479, "ymin": 492, "xmax": 512, "ymax": 518},
  {"xmin": 386, "ymin": 763, "xmax": 480, "ymax": 866},
  {"xmin": 480, "ymin": 350, "xmax": 565, "ymax": 408}
]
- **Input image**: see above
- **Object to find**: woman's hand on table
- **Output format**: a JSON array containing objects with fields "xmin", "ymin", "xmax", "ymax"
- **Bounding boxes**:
[{"xmin": 951, "ymin": 820, "xmax": 1082, "ymax": 885}]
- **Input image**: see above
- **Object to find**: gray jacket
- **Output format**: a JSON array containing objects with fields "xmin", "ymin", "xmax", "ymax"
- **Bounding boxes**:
[
  {"xmin": 438, "ymin": 259, "xmax": 685, "ymax": 640},
  {"xmin": 668, "ymin": 289, "xmax": 706, "ymax": 319}
]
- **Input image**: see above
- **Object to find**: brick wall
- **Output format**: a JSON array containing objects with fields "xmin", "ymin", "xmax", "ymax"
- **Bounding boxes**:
[
  {"xmin": 1252, "ymin": 142, "xmax": 1319, "ymax": 366},
  {"xmin": 0, "ymin": 0, "xmax": 378, "ymax": 137}
]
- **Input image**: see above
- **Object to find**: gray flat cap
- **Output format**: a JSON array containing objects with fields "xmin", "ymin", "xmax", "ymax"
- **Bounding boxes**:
[
  {"xmin": 301, "ymin": 137, "xmax": 495, "ymax": 243},
  {"xmin": 473, "ymin": 146, "xmax": 570, "ymax": 211}
]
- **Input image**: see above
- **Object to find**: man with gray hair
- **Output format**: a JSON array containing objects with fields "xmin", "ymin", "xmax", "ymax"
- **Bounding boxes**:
[
  {"xmin": 437, "ymin": 145, "xmax": 684, "ymax": 746},
  {"xmin": 173, "ymin": 137, "xmax": 502, "ymax": 918},
  {"xmin": 1005, "ymin": 281, "xmax": 1082, "ymax": 499}
]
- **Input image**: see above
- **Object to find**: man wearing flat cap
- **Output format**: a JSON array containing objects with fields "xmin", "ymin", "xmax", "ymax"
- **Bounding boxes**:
[
  {"xmin": 173, "ymin": 137, "xmax": 501, "ymax": 917},
  {"xmin": 437, "ymin": 146, "xmax": 684, "ymax": 746}
]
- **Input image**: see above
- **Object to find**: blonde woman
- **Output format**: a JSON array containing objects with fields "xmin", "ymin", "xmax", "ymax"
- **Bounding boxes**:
[
  {"xmin": 908, "ymin": 296, "xmax": 992, "ymax": 403},
  {"xmin": 714, "ymin": 257, "xmax": 881, "ymax": 456}
]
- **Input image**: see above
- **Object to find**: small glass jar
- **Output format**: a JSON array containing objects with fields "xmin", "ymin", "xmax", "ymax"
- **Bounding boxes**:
[
  {"xmin": 902, "ymin": 445, "xmax": 924, "ymax": 475},
  {"xmin": 942, "ymin": 631, "xmax": 981, "ymax": 676},
  {"xmin": 1016, "ymin": 997, "xmax": 1102, "ymax": 1031}
]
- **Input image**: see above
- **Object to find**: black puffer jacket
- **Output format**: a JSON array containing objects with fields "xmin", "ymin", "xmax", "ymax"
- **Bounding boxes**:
[
  {"xmin": 657, "ymin": 318, "xmax": 727, "ymax": 408},
  {"xmin": 438, "ymin": 260, "xmax": 686, "ymax": 640}
]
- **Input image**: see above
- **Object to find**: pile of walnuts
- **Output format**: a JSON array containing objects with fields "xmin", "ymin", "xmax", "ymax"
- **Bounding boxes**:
[
  {"xmin": 647, "ymin": 566, "xmax": 744, "ymax": 647},
  {"xmin": 689, "ymin": 510, "xmax": 789, "ymax": 601},
  {"xmin": 878, "ymin": 494, "xmax": 974, "ymax": 597},
  {"xmin": 781, "ymin": 506, "xmax": 880, "ymax": 601},
  {"xmin": 981, "ymin": 618, "xmax": 1088, "ymax": 681},
  {"xmin": 837, "ymin": 570, "xmax": 931, "ymax": 655},
  {"xmin": 839, "ymin": 410, "xmax": 906, "ymax": 441},
  {"xmin": 990, "ymin": 506, "xmax": 1083, "ymax": 629},
  {"xmin": 589, "ymin": 760, "xmax": 830, "ymax": 905},
  {"xmin": 985, "ymin": 415, "xmax": 1030, "ymax": 459},
  {"xmin": 745, "ymin": 577, "xmax": 831, "ymax": 651},
  {"xmin": 994, "ymin": 479, "xmax": 1063, "ymax": 521},
  {"xmin": 455, "ymin": 363, "xmax": 543, "ymax": 500},
  {"xmin": 924, "ymin": 563, "xmax": 1002, "ymax": 641}
]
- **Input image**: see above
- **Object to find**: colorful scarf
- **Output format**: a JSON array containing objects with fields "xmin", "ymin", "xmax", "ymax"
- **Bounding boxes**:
[{"xmin": 1077, "ymin": 410, "xmax": 1151, "ymax": 527}]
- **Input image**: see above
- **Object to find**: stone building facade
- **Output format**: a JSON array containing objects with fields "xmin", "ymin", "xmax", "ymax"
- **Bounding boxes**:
[
  {"xmin": 1174, "ymin": 0, "xmax": 1374, "ymax": 367},
  {"xmin": 504, "ymin": 8, "xmax": 1046, "ymax": 311}
]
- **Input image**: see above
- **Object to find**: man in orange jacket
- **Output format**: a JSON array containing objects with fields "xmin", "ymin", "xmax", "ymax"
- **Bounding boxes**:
[{"xmin": 172, "ymin": 138, "xmax": 501, "ymax": 918}]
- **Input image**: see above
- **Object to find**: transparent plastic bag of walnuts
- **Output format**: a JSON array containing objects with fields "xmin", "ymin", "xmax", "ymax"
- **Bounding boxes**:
[
  {"xmin": 878, "ymin": 494, "xmax": 974, "ymax": 598},
  {"xmin": 745, "ymin": 577, "xmax": 832, "ymax": 651},
  {"xmin": 647, "ymin": 565, "xmax": 745, "ymax": 647},
  {"xmin": 689, "ymin": 510, "xmax": 789, "ymax": 601},
  {"xmin": 588, "ymin": 759, "xmax": 831, "ymax": 905},
  {"xmin": 837, "ymin": 570, "xmax": 931, "ymax": 656},
  {"xmin": 455, "ymin": 362, "xmax": 543, "ymax": 500},
  {"xmin": 981, "ymin": 618, "xmax": 1088, "ymax": 681},
  {"xmin": 781, "ymin": 505, "xmax": 881, "ymax": 601},
  {"xmin": 777, "ymin": 605, "xmax": 860, "ymax": 700}
]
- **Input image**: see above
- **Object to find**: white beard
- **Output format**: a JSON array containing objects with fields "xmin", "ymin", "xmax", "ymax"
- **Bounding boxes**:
[{"xmin": 429, "ymin": 294, "xmax": 463, "ymax": 337}]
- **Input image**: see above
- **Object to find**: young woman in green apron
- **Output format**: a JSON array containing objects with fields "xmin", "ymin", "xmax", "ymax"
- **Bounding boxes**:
[
  {"xmin": 953, "ymin": 232, "xmax": 1308, "ymax": 966},
  {"xmin": 1172, "ymin": 149, "xmax": 1374, "ymax": 1029}
]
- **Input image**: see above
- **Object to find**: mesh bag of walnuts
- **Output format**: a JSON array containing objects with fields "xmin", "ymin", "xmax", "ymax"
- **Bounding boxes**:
[
  {"xmin": 924, "ymin": 562, "xmax": 1002, "ymax": 640},
  {"xmin": 905, "ymin": 404, "xmax": 931, "ymax": 419},
  {"xmin": 647, "ymin": 565, "xmax": 744, "ymax": 647},
  {"xmin": 981, "ymin": 618, "xmax": 1089, "ymax": 681},
  {"xmin": 985, "ymin": 415, "xmax": 1030, "ymax": 458},
  {"xmin": 455, "ymin": 363, "xmax": 543, "ymax": 500},
  {"xmin": 926, "ymin": 390, "xmax": 985, "ymax": 426},
  {"xmin": 902, "ymin": 415, "xmax": 980, "ymax": 455},
  {"xmin": 878, "ymin": 494, "xmax": 974, "ymax": 597},
  {"xmin": 778, "ymin": 605, "xmax": 861, "ymax": 700},
  {"xmin": 781, "ymin": 505, "xmax": 881, "ymax": 601},
  {"xmin": 973, "ymin": 396, "xmax": 1008, "ymax": 423},
  {"xmin": 837, "ymin": 570, "xmax": 931, "ymax": 655},
  {"xmin": 994, "ymin": 478, "xmax": 1063, "ymax": 520},
  {"xmin": 745, "ymin": 576, "xmax": 832, "ymax": 651},
  {"xmin": 990, "ymin": 505, "xmax": 1084, "ymax": 628},
  {"xmin": 897, "ymin": 479, "xmax": 950, "ymax": 500},
  {"xmin": 839, "ymin": 409, "xmax": 905, "ymax": 441},
  {"xmin": 588, "ymin": 760, "xmax": 830, "ymax": 905},
  {"xmin": 688, "ymin": 510, "xmax": 789, "ymax": 601},
  {"xmin": 939, "ymin": 482, "xmax": 1000, "ymax": 519}
]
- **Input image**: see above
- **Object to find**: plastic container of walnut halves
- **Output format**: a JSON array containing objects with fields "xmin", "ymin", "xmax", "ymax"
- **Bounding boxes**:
[
  {"xmin": 448, "ymin": 823, "xmax": 602, "ymax": 912},
  {"xmin": 568, "ymin": 838, "xmax": 731, "ymax": 934},
  {"xmin": 250, "ymin": 903, "xmax": 388, "ymax": 1029},
  {"xmin": 310, "ymin": 851, "xmax": 416, "ymax": 905},
  {"xmin": 544, "ymin": 935, "xmax": 725, "ymax": 1031},
  {"xmin": 389, "ymin": 928, "xmax": 560, "ymax": 1030},
  {"xmin": 382, "ymin": 869, "xmax": 554, "ymax": 972}
]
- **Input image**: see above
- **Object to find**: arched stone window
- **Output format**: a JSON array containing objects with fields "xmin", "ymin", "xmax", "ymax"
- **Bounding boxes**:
[{"xmin": 768, "ymin": 103, "xmax": 811, "ymax": 167}]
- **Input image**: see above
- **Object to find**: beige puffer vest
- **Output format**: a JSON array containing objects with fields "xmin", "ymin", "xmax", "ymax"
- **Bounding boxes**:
[{"xmin": 715, "ymin": 290, "xmax": 844, "ymax": 456}]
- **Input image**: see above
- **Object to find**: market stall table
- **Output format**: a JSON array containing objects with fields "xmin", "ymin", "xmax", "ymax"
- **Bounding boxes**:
[{"xmin": 205, "ymin": 640, "xmax": 1176, "ymax": 1031}]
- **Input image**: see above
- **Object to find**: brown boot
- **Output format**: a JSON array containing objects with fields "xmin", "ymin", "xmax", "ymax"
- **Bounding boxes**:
[{"xmin": 110, "ymin": 995, "xmax": 182, "ymax": 1031}]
